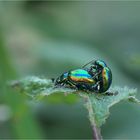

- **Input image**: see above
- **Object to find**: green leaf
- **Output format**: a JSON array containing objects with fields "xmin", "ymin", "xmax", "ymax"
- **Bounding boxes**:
[
  {"xmin": 11, "ymin": 76, "xmax": 54, "ymax": 97},
  {"xmin": 10, "ymin": 76, "xmax": 75, "ymax": 100},
  {"xmin": 12, "ymin": 76, "xmax": 139, "ymax": 129},
  {"xmin": 0, "ymin": 39, "xmax": 42, "ymax": 138},
  {"xmin": 80, "ymin": 87, "xmax": 138, "ymax": 127}
]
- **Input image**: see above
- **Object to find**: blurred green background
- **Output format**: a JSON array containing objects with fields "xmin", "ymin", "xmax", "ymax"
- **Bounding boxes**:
[{"xmin": 0, "ymin": 1, "xmax": 140, "ymax": 139}]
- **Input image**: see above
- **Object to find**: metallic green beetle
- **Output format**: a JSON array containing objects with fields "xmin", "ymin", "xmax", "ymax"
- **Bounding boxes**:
[
  {"xmin": 55, "ymin": 60, "xmax": 112, "ymax": 93},
  {"xmin": 82, "ymin": 60, "xmax": 112, "ymax": 93}
]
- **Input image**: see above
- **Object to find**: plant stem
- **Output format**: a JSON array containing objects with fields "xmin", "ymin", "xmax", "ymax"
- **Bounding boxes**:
[
  {"xmin": 81, "ymin": 94, "xmax": 102, "ymax": 140},
  {"xmin": 92, "ymin": 124, "xmax": 102, "ymax": 140}
]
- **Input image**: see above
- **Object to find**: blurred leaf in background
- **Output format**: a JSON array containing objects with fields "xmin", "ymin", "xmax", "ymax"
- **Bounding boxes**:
[
  {"xmin": 0, "ymin": 1, "xmax": 140, "ymax": 139},
  {"xmin": 0, "ymin": 29, "xmax": 42, "ymax": 138}
]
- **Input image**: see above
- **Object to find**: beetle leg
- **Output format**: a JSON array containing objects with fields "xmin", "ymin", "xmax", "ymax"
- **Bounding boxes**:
[
  {"xmin": 89, "ymin": 81, "xmax": 99, "ymax": 93},
  {"xmin": 54, "ymin": 82, "xmax": 65, "ymax": 88},
  {"xmin": 66, "ymin": 80, "xmax": 78, "ymax": 89},
  {"xmin": 54, "ymin": 77, "xmax": 68, "ymax": 87},
  {"xmin": 104, "ymin": 91, "xmax": 118, "ymax": 96},
  {"xmin": 93, "ymin": 70, "xmax": 102, "ymax": 78}
]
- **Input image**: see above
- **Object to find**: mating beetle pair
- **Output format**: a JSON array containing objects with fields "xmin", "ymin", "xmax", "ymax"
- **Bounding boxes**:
[{"xmin": 54, "ymin": 60, "xmax": 112, "ymax": 94}]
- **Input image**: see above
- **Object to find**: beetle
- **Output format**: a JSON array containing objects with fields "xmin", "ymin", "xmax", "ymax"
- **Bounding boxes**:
[
  {"xmin": 94, "ymin": 66, "xmax": 112, "ymax": 93},
  {"xmin": 82, "ymin": 60, "xmax": 112, "ymax": 93},
  {"xmin": 55, "ymin": 69, "xmax": 98, "ymax": 91},
  {"xmin": 54, "ymin": 60, "xmax": 112, "ymax": 93}
]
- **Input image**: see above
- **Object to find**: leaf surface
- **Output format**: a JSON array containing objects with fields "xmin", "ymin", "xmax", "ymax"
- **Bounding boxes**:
[{"xmin": 12, "ymin": 76, "xmax": 139, "ymax": 127}]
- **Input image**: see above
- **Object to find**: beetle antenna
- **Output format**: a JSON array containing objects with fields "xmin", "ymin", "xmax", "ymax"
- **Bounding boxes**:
[{"xmin": 82, "ymin": 59, "xmax": 96, "ymax": 68}]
